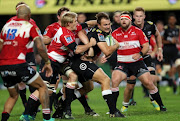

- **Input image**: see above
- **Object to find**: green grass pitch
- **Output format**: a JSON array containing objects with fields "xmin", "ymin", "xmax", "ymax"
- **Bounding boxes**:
[{"xmin": 0, "ymin": 86, "xmax": 180, "ymax": 121}]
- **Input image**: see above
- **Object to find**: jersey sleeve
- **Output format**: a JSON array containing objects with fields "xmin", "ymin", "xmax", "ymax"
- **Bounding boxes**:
[
  {"xmin": 30, "ymin": 26, "xmax": 41, "ymax": 41},
  {"xmin": 75, "ymin": 24, "xmax": 83, "ymax": 33},
  {"xmin": 60, "ymin": 34, "xmax": 77, "ymax": 51},
  {"xmin": 43, "ymin": 25, "xmax": 53, "ymax": 38},
  {"xmin": 138, "ymin": 30, "xmax": 149, "ymax": 45}
]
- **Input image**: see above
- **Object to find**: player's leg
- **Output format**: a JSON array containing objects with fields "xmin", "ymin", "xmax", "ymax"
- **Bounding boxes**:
[
  {"xmin": 138, "ymin": 72, "xmax": 166, "ymax": 111},
  {"xmin": 121, "ymin": 76, "xmax": 136, "ymax": 112},
  {"xmin": 1, "ymin": 87, "xmax": 19, "ymax": 121}
]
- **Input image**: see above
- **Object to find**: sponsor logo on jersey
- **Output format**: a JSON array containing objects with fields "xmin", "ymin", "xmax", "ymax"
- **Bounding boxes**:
[
  {"xmin": 79, "ymin": 63, "xmax": 87, "ymax": 70},
  {"xmin": 98, "ymin": 33, "xmax": 104, "ymax": 41},
  {"xmin": 1, "ymin": 71, "xmax": 17, "ymax": 77},
  {"xmin": 64, "ymin": 35, "xmax": 73, "ymax": 43},
  {"xmin": 124, "ymin": 35, "xmax": 128, "ymax": 38}
]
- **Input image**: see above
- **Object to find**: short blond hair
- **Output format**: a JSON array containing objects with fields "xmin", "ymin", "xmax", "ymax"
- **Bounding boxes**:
[
  {"xmin": 61, "ymin": 12, "xmax": 77, "ymax": 27},
  {"xmin": 133, "ymin": 7, "xmax": 145, "ymax": 14}
]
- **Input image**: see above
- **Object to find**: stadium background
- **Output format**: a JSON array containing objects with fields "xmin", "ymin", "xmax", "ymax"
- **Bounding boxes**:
[{"xmin": 0, "ymin": 0, "xmax": 180, "ymax": 87}]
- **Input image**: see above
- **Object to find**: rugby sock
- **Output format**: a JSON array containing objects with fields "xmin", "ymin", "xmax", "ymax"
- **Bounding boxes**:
[
  {"xmin": 42, "ymin": 108, "xmax": 51, "ymax": 120},
  {"xmin": 78, "ymin": 95, "xmax": 91, "ymax": 111},
  {"xmin": 65, "ymin": 83, "xmax": 75, "ymax": 111},
  {"xmin": 102, "ymin": 90, "xmax": 116, "ymax": 114},
  {"xmin": 149, "ymin": 87, "xmax": 164, "ymax": 107},
  {"xmin": 111, "ymin": 87, "xmax": 119, "ymax": 108},
  {"xmin": 19, "ymin": 87, "xmax": 27, "ymax": 107},
  {"xmin": 24, "ymin": 94, "xmax": 39, "ymax": 116},
  {"xmin": 1, "ymin": 112, "xmax": 10, "ymax": 121},
  {"xmin": 71, "ymin": 89, "xmax": 91, "ymax": 111},
  {"xmin": 122, "ymin": 101, "xmax": 129, "ymax": 108}
]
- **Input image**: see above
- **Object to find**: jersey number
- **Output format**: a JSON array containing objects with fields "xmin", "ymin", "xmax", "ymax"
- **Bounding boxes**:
[{"xmin": 6, "ymin": 29, "xmax": 17, "ymax": 40}]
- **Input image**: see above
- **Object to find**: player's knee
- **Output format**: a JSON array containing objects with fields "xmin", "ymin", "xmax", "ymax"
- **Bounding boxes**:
[
  {"xmin": 69, "ymin": 72, "xmax": 78, "ymax": 82},
  {"xmin": 143, "ymin": 80, "xmax": 153, "ymax": 89},
  {"xmin": 9, "ymin": 92, "xmax": 19, "ymax": 100}
]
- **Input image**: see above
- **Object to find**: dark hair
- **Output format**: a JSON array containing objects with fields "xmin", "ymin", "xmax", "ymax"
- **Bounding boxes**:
[
  {"xmin": 15, "ymin": 2, "xmax": 26, "ymax": 9},
  {"xmin": 95, "ymin": 12, "xmax": 109, "ymax": 24},
  {"xmin": 133, "ymin": 7, "xmax": 145, "ymax": 14},
  {"xmin": 57, "ymin": 7, "xmax": 70, "ymax": 16},
  {"xmin": 156, "ymin": 20, "xmax": 164, "ymax": 25},
  {"xmin": 168, "ymin": 13, "xmax": 176, "ymax": 20},
  {"xmin": 120, "ymin": 11, "xmax": 132, "ymax": 19}
]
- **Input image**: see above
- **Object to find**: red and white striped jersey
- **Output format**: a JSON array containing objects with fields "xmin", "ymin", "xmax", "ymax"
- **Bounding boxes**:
[
  {"xmin": 47, "ymin": 27, "xmax": 76, "ymax": 63},
  {"xmin": 0, "ymin": 18, "xmax": 40, "ymax": 66},
  {"xmin": 7, "ymin": 16, "xmax": 41, "ymax": 53},
  {"xmin": 43, "ymin": 22, "xmax": 61, "ymax": 39},
  {"xmin": 112, "ymin": 25, "xmax": 148, "ymax": 63}
]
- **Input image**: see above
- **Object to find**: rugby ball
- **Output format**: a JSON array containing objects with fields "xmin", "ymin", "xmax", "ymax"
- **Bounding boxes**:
[{"xmin": 105, "ymin": 35, "xmax": 116, "ymax": 46}]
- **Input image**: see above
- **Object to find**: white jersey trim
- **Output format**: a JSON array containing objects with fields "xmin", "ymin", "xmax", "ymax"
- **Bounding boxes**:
[
  {"xmin": 17, "ymin": 53, "xmax": 25, "ymax": 60},
  {"xmin": 48, "ymin": 51, "xmax": 66, "ymax": 63},
  {"xmin": 117, "ymin": 54, "xmax": 142, "ymax": 62}
]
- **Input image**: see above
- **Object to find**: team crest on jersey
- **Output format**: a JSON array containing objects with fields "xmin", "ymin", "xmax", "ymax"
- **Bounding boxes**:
[
  {"xmin": 98, "ymin": 33, "xmax": 104, "ymax": 41},
  {"xmin": 64, "ymin": 35, "xmax": 73, "ymax": 43}
]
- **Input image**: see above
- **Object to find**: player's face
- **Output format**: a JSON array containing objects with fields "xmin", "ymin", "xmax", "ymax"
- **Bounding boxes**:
[
  {"xmin": 168, "ymin": 16, "xmax": 177, "ymax": 26},
  {"xmin": 120, "ymin": 17, "xmax": 131, "ymax": 30},
  {"xmin": 77, "ymin": 14, "xmax": 86, "ymax": 23},
  {"xmin": 113, "ymin": 13, "xmax": 121, "ymax": 24},
  {"xmin": 133, "ymin": 11, "xmax": 145, "ymax": 25},
  {"xmin": 69, "ymin": 18, "xmax": 78, "ymax": 31},
  {"xmin": 98, "ymin": 18, "xmax": 111, "ymax": 33}
]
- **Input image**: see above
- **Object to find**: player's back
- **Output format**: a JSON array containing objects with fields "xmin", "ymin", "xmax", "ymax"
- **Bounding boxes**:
[{"xmin": 0, "ymin": 18, "xmax": 36, "ymax": 65}]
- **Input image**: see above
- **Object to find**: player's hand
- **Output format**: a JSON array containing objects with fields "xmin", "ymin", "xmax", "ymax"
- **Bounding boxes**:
[
  {"xmin": 42, "ymin": 62, "xmax": 53, "ymax": 77},
  {"xmin": 157, "ymin": 48, "xmax": 163, "ymax": 62},
  {"xmin": 100, "ymin": 55, "xmax": 108, "ymax": 63},
  {"xmin": 150, "ymin": 52, "xmax": 156, "ymax": 59},
  {"xmin": 171, "ymin": 37, "xmax": 177, "ymax": 44},
  {"xmin": 132, "ymin": 53, "xmax": 141, "ymax": 60},
  {"xmin": 89, "ymin": 38, "xmax": 96, "ymax": 46}
]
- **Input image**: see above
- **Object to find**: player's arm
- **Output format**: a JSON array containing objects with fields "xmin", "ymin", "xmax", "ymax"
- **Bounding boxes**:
[
  {"xmin": 133, "ymin": 31, "xmax": 149, "ymax": 60},
  {"xmin": 31, "ymin": 26, "xmax": 52, "ymax": 77},
  {"xmin": 97, "ymin": 39, "xmax": 119, "ymax": 57},
  {"xmin": 149, "ymin": 36, "xmax": 158, "ymax": 58},
  {"xmin": 43, "ymin": 36, "xmax": 52, "ymax": 45},
  {"xmin": 78, "ymin": 30, "xmax": 94, "ymax": 56},
  {"xmin": 74, "ymin": 38, "xmax": 96, "ymax": 54},
  {"xmin": 85, "ymin": 20, "xmax": 97, "ymax": 28},
  {"xmin": 34, "ymin": 37, "xmax": 49, "ymax": 62},
  {"xmin": 0, "ymin": 39, "xmax": 3, "ymax": 53}
]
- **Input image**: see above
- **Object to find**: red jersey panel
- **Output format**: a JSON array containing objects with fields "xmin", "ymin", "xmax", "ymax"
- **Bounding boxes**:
[
  {"xmin": 0, "ymin": 18, "xmax": 40, "ymax": 65},
  {"xmin": 7, "ymin": 16, "xmax": 41, "ymax": 53},
  {"xmin": 48, "ymin": 27, "xmax": 76, "ymax": 63},
  {"xmin": 112, "ymin": 25, "xmax": 148, "ymax": 63}
]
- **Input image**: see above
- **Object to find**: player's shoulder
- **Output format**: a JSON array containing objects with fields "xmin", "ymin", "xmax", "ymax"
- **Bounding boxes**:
[
  {"xmin": 164, "ymin": 25, "xmax": 168, "ymax": 29},
  {"xmin": 132, "ymin": 25, "xmax": 141, "ymax": 31},
  {"xmin": 112, "ymin": 27, "xmax": 121, "ymax": 35},
  {"xmin": 91, "ymin": 27, "xmax": 103, "ymax": 34}
]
